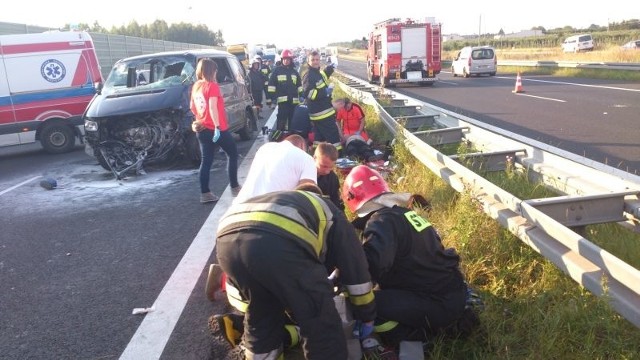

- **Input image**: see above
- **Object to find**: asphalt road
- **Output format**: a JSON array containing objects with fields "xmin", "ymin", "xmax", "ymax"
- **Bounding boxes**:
[
  {"xmin": 337, "ymin": 58, "xmax": 640, "ymax": 175},
  {"xmin": 0, "ymin": 115, "xmax": 271, "ymax": 359},
  {"xmin": 1, "ymin": 63, "xmax": 639, "ymax": 360}
]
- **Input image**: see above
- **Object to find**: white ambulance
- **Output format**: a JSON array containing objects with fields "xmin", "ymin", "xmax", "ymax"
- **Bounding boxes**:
[{"xmin": 0, "ymin": 31, "xmax": 102, "ymax": 153}]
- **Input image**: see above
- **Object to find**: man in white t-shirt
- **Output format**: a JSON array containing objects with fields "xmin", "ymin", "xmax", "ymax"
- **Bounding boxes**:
[{"xmin": 234, "ymin": 134, "xmax": 317, "ymax": 203}]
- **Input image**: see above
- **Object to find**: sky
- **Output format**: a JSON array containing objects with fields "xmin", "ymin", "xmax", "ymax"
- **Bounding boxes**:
[{"xmin": 2, "ymin": 0, "xmax": 632, "ymax": 48}]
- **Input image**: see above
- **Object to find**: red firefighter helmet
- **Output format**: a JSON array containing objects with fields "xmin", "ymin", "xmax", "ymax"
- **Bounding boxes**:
[
  {"xmin": 342, "ymin": 165, "xmax": 390, "ymax": 213},
  {"xmin": 280, "ymin": 49, "xmax": 293, "ymax": 59}
]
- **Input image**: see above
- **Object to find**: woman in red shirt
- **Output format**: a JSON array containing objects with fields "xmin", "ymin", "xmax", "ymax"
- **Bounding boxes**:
[
  {"xmin": 190, "ymin": 59, "xmax": 242, "ymax": 203},
  {"xmin": 333, "ymin": 98, "xmax": 370, "ymax": 144}
]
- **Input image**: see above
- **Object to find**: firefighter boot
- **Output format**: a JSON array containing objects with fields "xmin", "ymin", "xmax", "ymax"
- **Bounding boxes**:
[{"xmin": 211, "ymin": 313, "xmax": 244, "ymax": 348}]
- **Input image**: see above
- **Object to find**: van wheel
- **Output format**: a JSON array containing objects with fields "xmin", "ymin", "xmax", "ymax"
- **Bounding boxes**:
[
  {"xmin": 40, "ymin": 123, "xmax": 75, "ymax": 154},
  {"xmin": 463, "ymin": 68, "xmax": 470, "ymax": 78},
  {"xmin": 452, "ymin": 67, "xmax": 457, "ymax": 77},
  {"xmin": 184, "ymin": 132, "xmax": 201, "ymax": 166},
  {"xmin": 237, "ymin": 109, "xmax": 257, "ymax": 141},
  {"xmin": 95, "ymin": 150, "xmax": 111, "ymax": 171}
]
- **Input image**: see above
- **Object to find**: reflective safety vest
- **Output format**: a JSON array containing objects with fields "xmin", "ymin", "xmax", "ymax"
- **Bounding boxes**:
[{"xmin": 217, "ymin": 190, "xmax": 332, "ymax": 258}]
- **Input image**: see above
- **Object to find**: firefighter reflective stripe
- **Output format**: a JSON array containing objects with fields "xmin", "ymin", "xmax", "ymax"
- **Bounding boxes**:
[
  {"xmin": 309, "ymin": 107, "xmax": 336, "ymax": 121},
  {"xmin": 268, "ymin": 85, "xmax": 276, "ymax": 93},
  {"xmin": 346, "ymin": 282, "xmax": 374, "ymax": 305},
  {"xmin": 224, "ymin": 211, "xmax": 322, "ymax": 255},
  {"xmin": 309, "ymin": 88, "xmax": 318, "ymax": 100},
  {"xmin": 245, "ymin": 348, "xmax": 284, "ymax": 360},
  {"xmin": 284, "ymin": 325, "xmax": 300, "ymax": 348},
  {"xmin": 319, "ymin": 70, "xmax": 329, "ymax": 84},
  {"xmin": 404, "ymin": 210, "xmax": 431, "ymax": 232},
  {"xmin": 374, "ymin": 320, "xmax": 399, "ymax": 333},
  {"xmin": 296, "ymin": 190, "xmax": 331, "ymax": 246},
  {"xmin": 225, "ymin": 280, "xmax": 249, "ymax": 313},
  {"xmin": 218, "ymin": 199, "xmax": 332, "ymax": 257},
  {"xmin": 276, "ymin": 95, "xmax": 288, "ymax": 103},
  {"xmin": 276, "ymin": 74, "xmax": 288, "ymax": 82}
]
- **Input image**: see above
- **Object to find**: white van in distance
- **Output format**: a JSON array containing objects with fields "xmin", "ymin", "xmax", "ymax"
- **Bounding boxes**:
[
  {"xmin": 562, "ymin": 34, "xmax": 594, "ymax": 53},
  {"xmin": 0, "ymin": 31, "xmax": 103, "ymax": 153},
  {"xmin": 451, "ymin": 46, "xmax": 497, "ymax": 78}
]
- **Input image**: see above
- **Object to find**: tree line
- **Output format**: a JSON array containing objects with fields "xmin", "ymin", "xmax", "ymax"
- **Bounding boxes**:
[
  {"xmin": 329, "ymin": 19, "xmax": 640, "ymax": 50},
  {"xmin": 67, "ymin": 20, "xmax": 224, "ymax": 46}
]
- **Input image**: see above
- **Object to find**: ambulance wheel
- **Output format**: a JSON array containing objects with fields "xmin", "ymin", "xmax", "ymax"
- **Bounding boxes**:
[{"xmin": 40, "ymin": 123, "xmax": 76, "ymax": 154}]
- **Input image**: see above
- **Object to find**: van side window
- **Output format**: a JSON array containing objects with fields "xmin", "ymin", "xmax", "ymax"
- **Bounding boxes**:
[
  {"xmin": 211, "ymin": 58, "xmax": 233, "ymax": 84},
  {"xmin": 227, "ymin": 58, "xmax": 246, "ymax": 85}
]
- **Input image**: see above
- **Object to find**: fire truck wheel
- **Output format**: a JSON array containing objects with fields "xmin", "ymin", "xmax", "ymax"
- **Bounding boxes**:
[{"xmin": 40, "ymin": 123, "xmax": 76, "ymax": 154}]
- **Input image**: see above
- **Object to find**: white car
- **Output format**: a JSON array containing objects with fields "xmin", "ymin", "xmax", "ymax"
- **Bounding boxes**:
[
  {"xmin": 621, "ymin": 40, "xmax": 640, "ymax": 50},
  {"xmin": 451, "ymin": 46, "xmax": 497, "ymax": 77},
  {"xmin": 561, "ymin": 34, "xmax": 594, "ymax": 52}
]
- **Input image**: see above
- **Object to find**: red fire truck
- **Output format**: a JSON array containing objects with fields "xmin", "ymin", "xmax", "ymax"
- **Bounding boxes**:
[{"xmin": 367, "ymin": 18, "xmax": 442, "ymax": 87}]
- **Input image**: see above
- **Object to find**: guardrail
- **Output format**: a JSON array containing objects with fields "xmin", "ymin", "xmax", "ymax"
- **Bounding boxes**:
[
  {"xmin": 336, "ymin": 72, "xmax": 640, "ymax": 328},
  {"xmin": 497, "ymin": 60, "xmax": 640, "ymax": 71}
]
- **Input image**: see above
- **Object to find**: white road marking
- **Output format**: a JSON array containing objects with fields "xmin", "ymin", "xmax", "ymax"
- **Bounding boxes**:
[
  {"xmin": 513, "ymin": 93, "xmax": 566, "ymax": 102},
  {"xmin": 0, "ymin": 176, "xmax": 41, "ymax": 196}
]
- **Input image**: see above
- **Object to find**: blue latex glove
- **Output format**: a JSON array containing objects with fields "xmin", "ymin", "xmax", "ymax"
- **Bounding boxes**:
[
  {"xmin": 325, "ymin": 86, "xmax": 333, "ymax": 97},
  {"xmin": 212, "ymin": 127, "xmax": 221, "ymax": 143},
  {"xmin": 355, "ymin": 130, "xmax": 361, "ymax": 136},
  {"xmin": 352, "ymin": 320, "xmax": 374, "ymax": 339}
]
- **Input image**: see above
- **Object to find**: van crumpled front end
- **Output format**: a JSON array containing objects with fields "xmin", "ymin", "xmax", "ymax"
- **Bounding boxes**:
[{"xmin": 84, "ymin": 109, "xmax": 199, "ymax": 179}]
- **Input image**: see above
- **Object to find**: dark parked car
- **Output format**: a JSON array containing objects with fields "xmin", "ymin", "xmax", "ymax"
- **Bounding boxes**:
[{"xmin": 83, "ymin": 49, "xmax": 257, "ymax": 179}]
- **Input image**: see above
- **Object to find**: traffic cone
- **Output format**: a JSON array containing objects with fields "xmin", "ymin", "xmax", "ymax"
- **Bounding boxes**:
[{"xmin": 512, "ymin": 72, "xmax": 524, "ymax": 93}]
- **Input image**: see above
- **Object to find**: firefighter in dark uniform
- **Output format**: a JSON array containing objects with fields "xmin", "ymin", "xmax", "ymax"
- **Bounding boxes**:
[
  {"xmin": 342, "ymin": 165, "xmax": 469, "ymax": 347},
  {"xmin": 260, "ymin": 58, "xmax": 272, "ymax": 109},
  {"xmin": 267, "ymin": 49, "xmax": 302, "ymax": 132},
  {"xmin": 215, "ymin": 188, "xmax": 377, "ymax": 359},
  {"xmin": 302, "ymin": 50, "xmax": 342, "ymax": 153},
  {"xmin": 248, "ymin": 56, "xmax": 266, "ymax": 119}
]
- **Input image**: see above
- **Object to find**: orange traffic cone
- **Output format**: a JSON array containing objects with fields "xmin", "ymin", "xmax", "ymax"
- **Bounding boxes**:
[{"xmin": 512, "ymin": 72, "xmax": 524, "ymax": 93}]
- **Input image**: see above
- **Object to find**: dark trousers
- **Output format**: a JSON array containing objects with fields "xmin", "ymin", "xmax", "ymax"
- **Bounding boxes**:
[
  {"xmin": 374, "ymin": 285, "xmax": 466, "ymax": 345},
  {"xmin": 312, "ymin": 115, "xmax": 342, "ymax": 149},
  {"xmin": 275, "ymin": 102, "xmax": 296, "ymax": 131},
  {"xmin": 217, "ymin": 231, "xmax": 348, "ymax": 359},
  {"xmin": 197, "ymin": 129, "xmax": 239, "ymax": 193}
]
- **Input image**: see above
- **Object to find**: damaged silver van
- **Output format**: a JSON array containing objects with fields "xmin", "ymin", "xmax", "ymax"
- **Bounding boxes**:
[{"xmin": 83, "ymin": 49, "xmax": 257, "ymax": 179}]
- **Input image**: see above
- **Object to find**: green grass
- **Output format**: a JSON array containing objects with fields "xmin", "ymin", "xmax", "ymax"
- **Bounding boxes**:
[{"xmin": 386, "ymin": 142, "xmax": 640, "ymax": 359}]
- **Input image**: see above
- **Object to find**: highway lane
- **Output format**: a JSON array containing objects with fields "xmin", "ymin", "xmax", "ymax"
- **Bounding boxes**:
[
  {"xmin": 0, "ymin": 123, "xmax": 264, "ymax": 359},
  {"xmin": 337, "ymin": 58, "xmax": 640, "ymax": 175}
]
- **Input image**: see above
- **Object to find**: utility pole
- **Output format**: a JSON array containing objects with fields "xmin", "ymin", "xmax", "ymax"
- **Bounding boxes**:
[{"xmin": 478, "ymin": 15, "xmax": 482, "ymax": 46}]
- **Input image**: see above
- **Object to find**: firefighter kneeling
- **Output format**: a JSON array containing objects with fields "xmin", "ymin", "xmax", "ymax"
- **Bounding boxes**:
[
  {"xmin": 214, "ymin": 185, "xmax": 376, "ymax": 359},
  {"xmin": 342, "ymin": 165, "xmax": 482, "ymax": 355}
]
